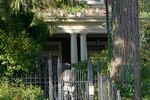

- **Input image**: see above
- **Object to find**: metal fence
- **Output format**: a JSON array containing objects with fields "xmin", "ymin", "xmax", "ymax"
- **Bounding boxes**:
[{"xmin": 9, "ymin": 57, "xmax": 121, "ymax": 100}]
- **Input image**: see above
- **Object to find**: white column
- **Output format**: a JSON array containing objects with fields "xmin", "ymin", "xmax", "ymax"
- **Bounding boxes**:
[
  {"xmin": 80, "ymin": 33, "xmax": 88, "ymax": 61},
  {"xmin": 71, "ymin": 34, "xmax": 78, "ymax": 64}
]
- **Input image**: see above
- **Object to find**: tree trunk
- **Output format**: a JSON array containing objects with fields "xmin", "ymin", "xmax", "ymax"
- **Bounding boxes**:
[{"xmin": 111, "ymin": 0, "xmax": 141, "ymax": 99}]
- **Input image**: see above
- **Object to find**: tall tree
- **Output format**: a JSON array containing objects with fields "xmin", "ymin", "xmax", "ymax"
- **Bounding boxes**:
[
  {"xmin": 0, "ymin": 0, "xmax": 50, "ymax": 75},
  {"xmin": 111, "ymin": 0, "xmax": 141, "ymax": 99},
  {"xmin": 0, "ymin": 0, "xmax": 87, "ymax": 76}
]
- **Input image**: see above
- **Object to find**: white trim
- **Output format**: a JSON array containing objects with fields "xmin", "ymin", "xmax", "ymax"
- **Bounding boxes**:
[
  {"xmin": 55, "ymin": 29, "xmax": 107, "ymax": 34},
  {"xmin": 87, "ymin": 1, "xmax": 104, "ymax": 5},
  {"xmin": 80, "ymin": 0, "xmax": 105, "ymax": 5}
]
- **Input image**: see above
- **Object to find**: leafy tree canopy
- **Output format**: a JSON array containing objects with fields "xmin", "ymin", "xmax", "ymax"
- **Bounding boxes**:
[
  {"xmin": 139, "ymin": 0, "xmax": 150, "ymax": 17},
  {"xmin": 0, "ymin": 0, "xmax": 88, "ymax": 76},
  {"xmin": 0, "ymin": 0, "xmax": 49, "ymax": 76},
  {"xmin": 138, "ymin": 0, "xmax": 150, "ymax": 98}
]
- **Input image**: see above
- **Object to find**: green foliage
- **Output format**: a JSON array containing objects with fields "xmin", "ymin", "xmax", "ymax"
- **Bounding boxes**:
[
  {"xmin": 0, "ymin": 77, "xmax": 45, "ymax": 100},
  {"xmin": 140, "ymin": 49, "xmax": 150, "ymax": 99},
  {"xmin": 6, "ymin": 0, "xmax": 89, "ymax": 16},
  {"xmin": 90, "ymin": 50, "xmax": 110, "ymax": 75},
  {"xmin": 74, "ymin": 50, "xmax": 109, "ymax": 76},
  {"xmin": 114, "ymin": 68, "xmax": 135, "ymax": 100},
  {"xmin": 139, "ymin": 0, "xmax": 150, "ymax": 17},
  {"xmin": 73, "ymin": 60, "xmax": 87, "ymax": 72},
  {"xmin": 28, "ymin": 16, "xmax": 49, "ymax": 44},
  {"xmin": 74, "ymin": 50, "xmax": 110, "ymax": 100},
  {"xmin": 140, "ymin": 5, "xmax": 150, "ymax": 98},
  {"xmin": 0, "ymin": 0, "xmax": 88, "ymax": 76},
  {"xmin": 0, "ymin": 1, "xmax": 49, "ymax": 76},
  {"xmin": 140, "ymin": 24, "xmax": 150, "ymax": 99},
  {"xmin": 141, "ymin": 22, "xmax": 150, "ymax": 49},
  {"xmin": 0, "ymin": 30, "xmax": 41, "ymax": 75}
]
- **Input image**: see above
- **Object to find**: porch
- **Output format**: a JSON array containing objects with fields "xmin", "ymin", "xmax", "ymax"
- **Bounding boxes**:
[{"xmin": 43, "ymin": 33, "xmax": 107, "ymax": 64}]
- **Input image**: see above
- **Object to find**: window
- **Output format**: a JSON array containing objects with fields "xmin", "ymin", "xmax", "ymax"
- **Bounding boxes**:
[{"xmin": 87, "ymin": 41, "xmax": 107, "ymax": 56}]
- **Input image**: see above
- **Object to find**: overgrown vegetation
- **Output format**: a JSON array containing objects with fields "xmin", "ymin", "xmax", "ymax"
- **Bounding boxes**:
[
  {"xmin": 0, "ymin": 0, "xmax": 50, "ymax": 76},
  {"xmin": 74, "ymin": 50, "xmax": 109, "ymax": 75},
  {"xmin": 0, "ymin": 0, "xmax": 89, "ymax": 99},
  {"xmin": 0, "ymin": 78, "xmax": 45, "ymax": 100},
  {"xmin": 0, "ymin": 0, "xmax": 149, "ymax": 99},
  {"xmin": 140, "ymin": 21, "xmax": 150, "ymax": 99},
  {"xmin": 114, "ymin": 68, "xmax": 135, "ymax": 100},
  {"xmin": 0, "ymin": 0, "xmax": 89, "ymax": 76}
]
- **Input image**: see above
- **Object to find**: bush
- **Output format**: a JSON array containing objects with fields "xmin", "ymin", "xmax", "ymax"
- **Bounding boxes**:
[
  {"xmin": 141, "ymin": 49, "xmax": 150, "ymax": 99},
  {"xmin": 0, "ymin": 78, "xmax": 45, "ymax": 100},
  {"xmin": 0, "ymin": 2, "xmax": 49, "ymax": 76},
  {"xmin": 74, "ymin": 50, "xmax": 109, "ymax": 75},
  {"xmin": 73, "ymin": 50, "xmax": 110, "ymax": 100},
  {"xmin": 140, "ymin": 21, "xmax": 150, "ymax": 99}
]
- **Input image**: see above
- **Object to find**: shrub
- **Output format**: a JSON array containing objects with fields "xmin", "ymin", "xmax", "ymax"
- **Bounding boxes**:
[
  {"xmin": 0, "ymin": 77, "xmax": 45, "ymax": 100},
  {"xmin": 73, "ymin": 50, "xmax": 110, "ymax": 99},
  {"xmin": 73, "ymin": 50, "xmax": 109, "ymax": 75}
]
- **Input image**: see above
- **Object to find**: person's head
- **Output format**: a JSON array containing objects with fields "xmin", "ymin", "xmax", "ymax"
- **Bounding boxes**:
[{"xmin": 64, "ymin": 63, "xmax": 71, "ymax": 70}]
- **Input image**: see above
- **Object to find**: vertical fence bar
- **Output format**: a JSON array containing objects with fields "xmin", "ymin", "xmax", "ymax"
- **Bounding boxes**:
[
  {"xmin": 48, "ymin": 54, "xmax": 53, "ymax": 100},
  {"xmin": 107, "ymin": 71, "xmax": 113, "ymax": 100},
  {"xmin": 44, "ymin": 60, "xmax": 47, "ymax": 97},
  {"xmin": 116, "ymin": 90, "xmax": 121, "ymax": 100},
  {"xmin": 34, "ymin": 73, "xmax": 36, "ymax": 85},
  {"xmin": 88, "ymin": 59, "xmax": 94, "ymax": 100},
  {"xmin": 107, "ymin": 71, "xmax": 111, "ymax": 100},
  {"xmin": 79, "ymin": 70, "xmax": 82, "ymax": 100},
  {"xmin": 57, "ymin": 58, "xmax": 62, "ymax": 100},
  {"xmin": 25, "ymin": 75, "xmax": 27, "ymax": 87},
  {"xmin": 97, "ymin": 62, "xmax": 103, "ymax": 100},
  {"xmin": 86, "ymin": 81, "xmax": 89, "ymax": 100},
  {"xmin": 84, "ymin": 70, "xmax": 87, "ymax": 100},
  {"xmin": 100, "ymin": 72, "xmax": 103, "ymax": 100}
]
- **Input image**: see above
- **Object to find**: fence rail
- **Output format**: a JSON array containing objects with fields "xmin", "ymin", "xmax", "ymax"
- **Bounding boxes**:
[{"xmin": 8, "ymin": 57, "xmax": 121, "ymax": 100}]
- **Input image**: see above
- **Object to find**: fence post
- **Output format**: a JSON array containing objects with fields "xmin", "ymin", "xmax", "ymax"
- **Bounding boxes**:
[
  {"xmin": 48, "ymin": 54, "xmax": 53, "ymax": 100},
  {"xmin": 107, "ymin": 71, "xmax": 112, "ymax": 100},
  {"xmin": 57, "ymin": 58, "xmax": 62, "ymax": 100},
  {"xmin": 88, "ymin": 59, "xmax": 94, "ymax": 100},
  {"xmin": 116, "ymin": 90, "xmax": 121, "ymax": 100},
  {"xmin": 97, "ymin": 61, "xmax": 103, "ymax": 100}
]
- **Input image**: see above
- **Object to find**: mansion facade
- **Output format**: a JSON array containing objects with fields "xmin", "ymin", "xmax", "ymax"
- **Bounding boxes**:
[{"xmin": 43, "ymin": 0, "xmax": 109, "ymax": 64}]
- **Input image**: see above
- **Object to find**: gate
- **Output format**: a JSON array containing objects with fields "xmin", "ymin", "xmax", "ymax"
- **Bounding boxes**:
[
  {"xmin": 48, "ymin": 57, "xmax": 121, "ymax": 100},
  {"xmin": 49, "ymin": 58, "xmax": 88, "ymax": 100},
  {"xmin": 9, "ymin": 55, "xmax": 122, "ymax": 100}
]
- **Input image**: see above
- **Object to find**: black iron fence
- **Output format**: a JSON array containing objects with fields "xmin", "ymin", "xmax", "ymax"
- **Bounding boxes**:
[{"xmin": 9, "ymin": 57, "xmax": 122, "ymax": 100}]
